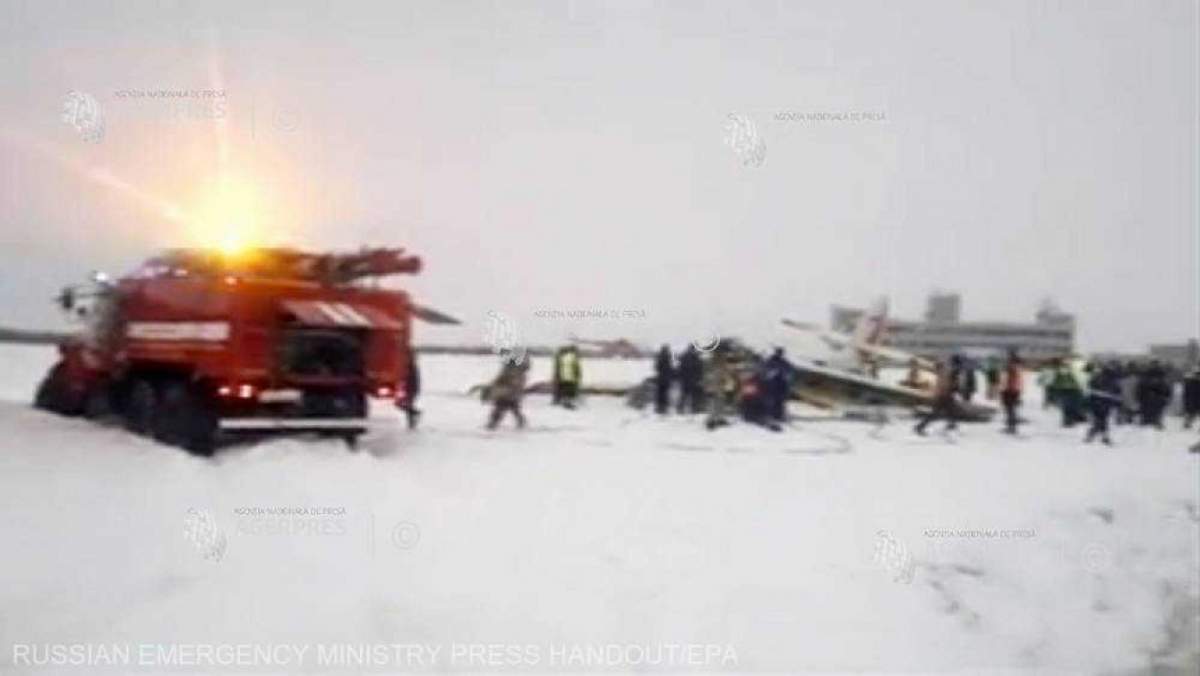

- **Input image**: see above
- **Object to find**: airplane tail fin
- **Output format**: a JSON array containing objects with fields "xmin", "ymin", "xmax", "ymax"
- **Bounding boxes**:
[{"xmin": 852, "ymin": 296, "xmax": 889, "ymax": 347}]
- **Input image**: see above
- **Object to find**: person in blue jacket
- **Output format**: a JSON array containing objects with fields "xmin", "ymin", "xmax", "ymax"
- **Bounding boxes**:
[
  {"xmin": 762, "ymin": 347, "xmax": 796, "ymax": 422},
  {"xmin": 1084, "ymin": 362, "xmax": 1121, "ymax": 445}
]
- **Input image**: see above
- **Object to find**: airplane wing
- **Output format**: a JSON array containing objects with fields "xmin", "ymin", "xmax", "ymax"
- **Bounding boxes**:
[
  {"xmin": 781, "ymin": 319, "xmax": 852, "ymax": 352},
  {"xmin": 852, "ymin": 342, "xmax": 939, "ymax": 370},
  {"xmin": 467, "ymin": 379, "xmax": 637, "ymax": 399},
  {"xmin": 790, "ymin": 359, "xmax": 995, "ymax": 422},
  {"xmin": 783, "ymin": 318, "xmax": 938, "ymax": 370},
  {"xmin": 524, "ymin": 380, "xmax": 635, "ymax": 396},
  {"xmin": 781, "ymin": 318, "xmax": 824, "ymax": 332},
  {"xmin": 0, "ymin": 326, "xmax": 74, "ymax": 345},
  {"xmin": 792, "ymin": 359, "xmax": 928, "ymax": 405}
]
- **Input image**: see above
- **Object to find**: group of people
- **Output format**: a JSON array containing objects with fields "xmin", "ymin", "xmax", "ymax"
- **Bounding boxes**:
[
  {"xmin": 914, "ymin": 352, "xmax": 1200, "ymax": 446},
  {"xmin": 480, "ymin": 341, "xmax": 803, "ymax": 432},
  {"xmin": 478, "ymin": 345, "xmax": 583, "ymax": 430},
  {"xmin": 913, "ymin": 353, "xmax": 1026, "ymax": 436},
  {"xmin": 655, "ymin": 343, "xmax": 797, "ymax": 431},
  {"xmin": 477, "ymin": 344, "xmax": 583, "ymax": 430},
  {"xmin": 654, "ymin": 344, "xmax": 706, "ymax": 414},
  {"xmin": 463, "ymin": 342, "xmax": 1200, "ymax": 446},
  {"xmin": 1037, "ymin": 359, "xmax": 1183, "ymax": 431}
]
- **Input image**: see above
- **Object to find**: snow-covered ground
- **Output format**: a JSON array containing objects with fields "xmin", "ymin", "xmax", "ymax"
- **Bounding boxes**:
[{"xmin": 0, "ymin": 343, "xmax": 1197, "ymax": 674}]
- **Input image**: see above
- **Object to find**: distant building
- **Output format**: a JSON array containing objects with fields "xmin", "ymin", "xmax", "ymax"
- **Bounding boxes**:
[
  {"xmin": 831, "ymin": 294, "xmax": 1075, "ymax": 362},
  {"xmin": 924, "ymin": 292, "xmax": 961, "ymax": 324},
  {"xmin": 1148, "ymin": 340, "xmax": 1200, "ymax": 371},
  {"xmin": 1093, "ymin": 340, "xmax": 1199, "ymax": 372}
]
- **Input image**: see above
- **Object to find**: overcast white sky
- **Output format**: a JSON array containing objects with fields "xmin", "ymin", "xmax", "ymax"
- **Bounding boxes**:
[{"xmin": 0, "ymin": 0, "xmax": 1196, "ymax": 352}]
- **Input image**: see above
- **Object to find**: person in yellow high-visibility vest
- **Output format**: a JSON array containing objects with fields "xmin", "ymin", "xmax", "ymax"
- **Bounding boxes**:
[{"xmin": 556, "ymin": 345, "xmax": 582, "ymax": 409}]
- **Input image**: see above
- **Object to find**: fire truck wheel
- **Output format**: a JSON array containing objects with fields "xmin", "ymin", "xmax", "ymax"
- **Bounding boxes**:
[
  {"xmin": 124, "ymin": 379, "xmax": 158, "ymax": 436},
  {"xmin": 34, "ymin": 363, "xmax": 77, "ymax": 415},
  {"xmin": 157, "ymin": 382, "xmax": 217, "ymax": 456},
  {"xmin": 33, "ymin": 368, "xmax": 62, "ymax": 413},
  {"xmin": 83, "ymin": 385, "xmax": 113, "ymax": 420}
]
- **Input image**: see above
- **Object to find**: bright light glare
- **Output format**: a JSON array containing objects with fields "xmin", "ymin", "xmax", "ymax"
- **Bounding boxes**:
[
  {"xmin": 216, "ymin": 226, "xmax": 247, "ymax": 255},
  {"xmin": 188, "ymin": 175, "xmax": 263, "ymax": 253}
]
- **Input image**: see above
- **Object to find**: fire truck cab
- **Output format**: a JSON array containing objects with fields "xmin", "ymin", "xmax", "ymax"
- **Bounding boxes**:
[{"xmin": 35, "ymin": 247, "xmax": 422, "ymax": 454}]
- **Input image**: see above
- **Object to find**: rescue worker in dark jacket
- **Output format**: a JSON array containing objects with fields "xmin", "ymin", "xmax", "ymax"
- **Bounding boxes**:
[
  {"xmin": 738, "ymin": 366, "xmax": 781, "ymax": 431},
  {"xmin": 486, "ymin": 357, "xmax": 529, "ymax": 429},
  {"xmin": 915, "ymin": 356, "xmax": 962, "ymax": 435},
  {"xmin": 999, "ymin": 350, "xmax": 1023, "ymax": 434},
  {"xmin": 958, "ymin": 359, "xmax": 978, "ymax": 403},
  {"xmin": 677, "ymin": 345, "xmax": 704, "ymax": 414},
  {"xmin": 653, "ymin": 345, "xmax": 675, "ymax": 415},
  {"xmin": 1137, "ymin": 362, "xmax": 1171, "ymax": 428},
  {"xmin": 762, "ymin": 347, "xmax": 795, "ymax": 422},
  {"xmin": 1084, "ymin": 363, "xmax": 1121, "ymax": 445},
  {"xmin": 397, "ymin": 350, "xmax": 422, "ymax": 429},
  {"xmin": 1117, "ymin": 362, "xmax": 1140, "ymax": 425},
  {"xmin": 1182, "ymin": 368, "xmax": 1200, "ymax": 429}
]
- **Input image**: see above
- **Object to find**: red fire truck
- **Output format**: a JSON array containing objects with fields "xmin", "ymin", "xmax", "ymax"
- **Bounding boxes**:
[{"xmin": 34, "ymin": 247, "xmax": 435, "ymax": 454}]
